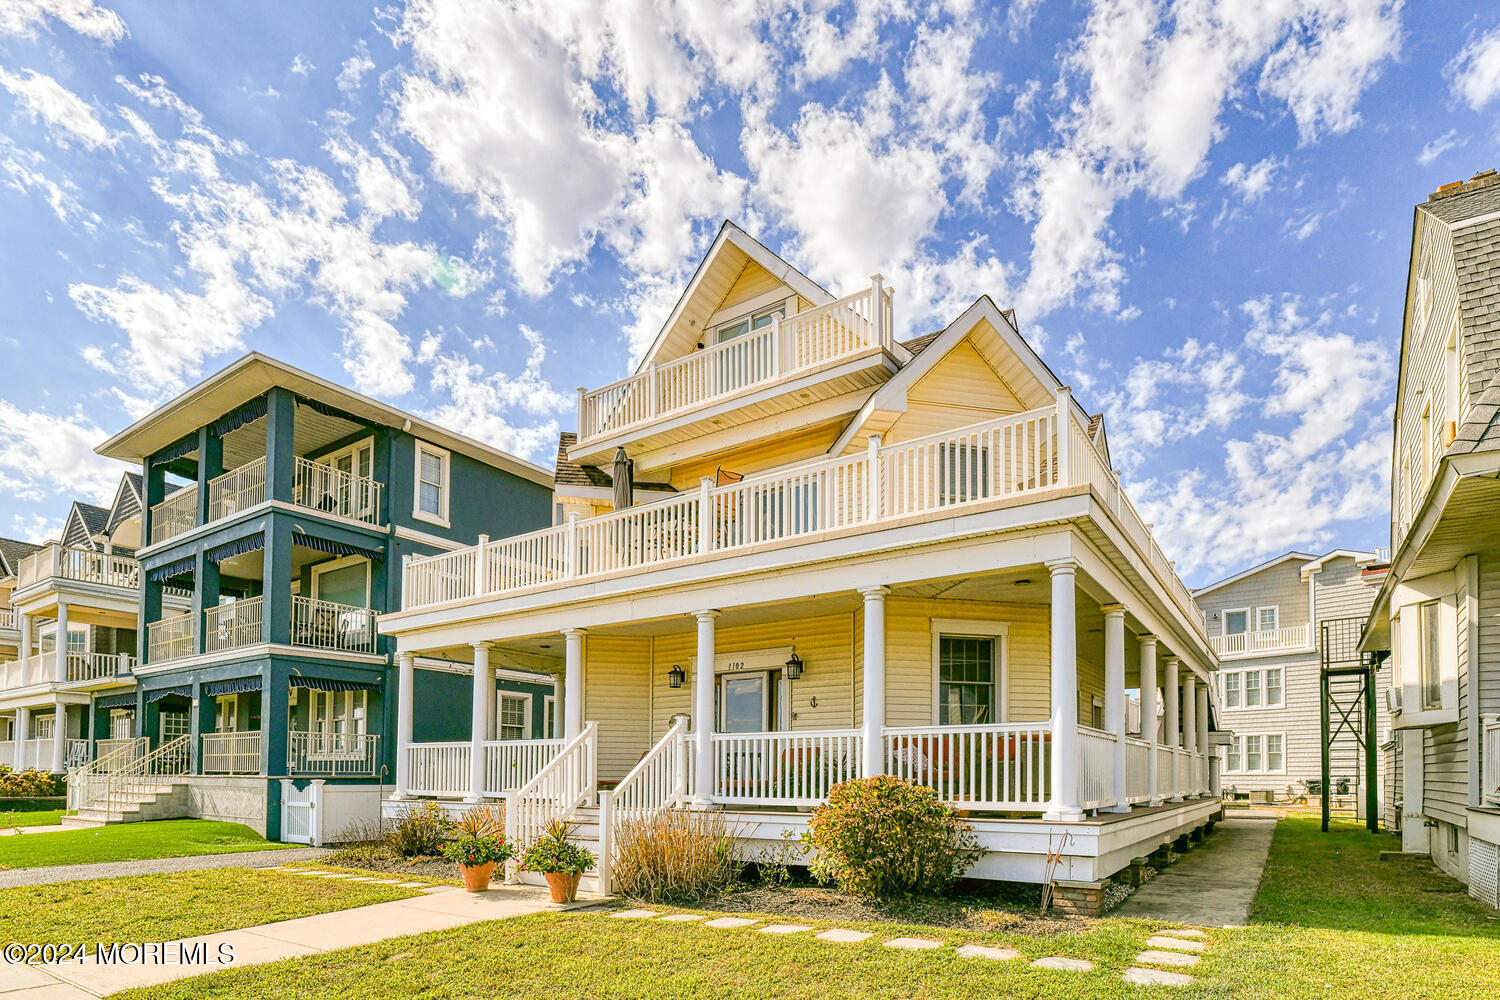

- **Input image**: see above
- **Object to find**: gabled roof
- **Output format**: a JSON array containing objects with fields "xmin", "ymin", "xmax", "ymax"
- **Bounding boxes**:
[
  {"xmin": 1193, "ymin": 551, "xmax": 1318, "ymax": 597},
  {"xmin": 61, "ymin": 502, "xmax": 109, "ymax": 549},
  {"xmin": 95, "ymin": 353, "xmax": 552, "ymax": 488},
  {"xmin": 0, "ymin": 536, "xmax": 41, "ymax": 579},
  {"xmin": 104, "ymin": 472, "xmax": 144, "ymax": 536},
  {"xmin": 1298, "ymin": 548, "xmax": 1385, "ymax": 577},
  {"xmin": 1450, "ymin": 369, "xmax": 1500, "ymax": 455},
  {"xmin": 631, "ymin": 221, "xmax": 835, "ymax": 376}
]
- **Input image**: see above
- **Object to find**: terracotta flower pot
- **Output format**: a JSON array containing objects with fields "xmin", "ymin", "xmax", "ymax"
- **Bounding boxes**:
[
  {"xmin": 460, "ymin": 861, "xmax": 496, "ymax": 892},
  {"xmin": 544, "ymin": 871, "xmax": 582, "ymax": 903}
]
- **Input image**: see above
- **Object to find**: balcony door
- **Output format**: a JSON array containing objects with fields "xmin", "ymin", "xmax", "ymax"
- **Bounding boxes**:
[{"xmin": 314, "ymin": 439, "xmax": 374, "ymax": 519}]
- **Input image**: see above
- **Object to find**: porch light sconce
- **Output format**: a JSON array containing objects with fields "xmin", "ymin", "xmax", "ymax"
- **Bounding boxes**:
[
  {"xmin": 667, "ymin": 664, "xmax": 686, "ymax": 689},
  {"xmin": 784, "ymin": 652, "xmax": 804, "ymax": 681}
]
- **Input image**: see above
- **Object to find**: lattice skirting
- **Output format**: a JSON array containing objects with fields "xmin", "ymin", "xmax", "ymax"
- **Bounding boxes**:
[{"xmin": 1469, "ymin": 836, "xmax": 1499, "ymax": 909}]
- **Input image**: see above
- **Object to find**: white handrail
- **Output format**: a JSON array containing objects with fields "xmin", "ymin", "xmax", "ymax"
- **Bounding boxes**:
[
  {"xmin": 294, "ymin": 457, "xmax": 384, "ymax": 526},
  {"xmin": 67, "ymin": 736, "xmax": 148, "ymax": 810},
  {"xmin": 289, "ymin": 731, "xmax": 379, "ymax": 776},
  {"xmin": 1210, "ymin": 624, "xmax": 1312, "ymax": 657},
  {"xmin": 710, "ymin": 728, "xmax": 862, "ymax": 806},
  {"xmin": 291, "ymin": 596, "xmax": 376, "ymax": 654},
  {"xmin": 147, "ymin": 612, "xmax": 195, "ymax": 663},
  {"xmin": 150, "ymin": 486, "xmax": 199, "ymax": 544},
  {"xmin": 883, "ymin": 723, "xmax": 1051, "ymax": 809},
  {"xmin": 204, "ymin": 597, "xmax": 263, "ymax": 654},
  {"xmin": 202, "ymin": 730, "xmax": 262, "ymax": 774},
  {"xmin": 504, "ymin": 721, "xmax": 597, "ymax": 881},
  {"xmin": 1482, "ymin": 716, "xmax": 1500, "ymax": 807},
  {"xmin": 598, "ymin": 717, "xmax": 690, "ymax": 895},
  {"xmin": 103, "ymin": 735, "xmax": 190, "ymax": 821},
  {"xmin": 482, "ymin": 738, "xmax": 564, "ymax": 795}
]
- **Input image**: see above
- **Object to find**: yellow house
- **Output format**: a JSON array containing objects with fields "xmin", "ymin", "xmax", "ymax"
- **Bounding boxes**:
[{"xmin": 379, "ymin": 223, "xmax": 1223, "ymax": 911}]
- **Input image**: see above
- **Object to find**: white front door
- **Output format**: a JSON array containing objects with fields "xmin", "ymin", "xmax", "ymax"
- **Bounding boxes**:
[{"xmin": 718, "ymin": 673, "xmax": 770, "ymax": 733}]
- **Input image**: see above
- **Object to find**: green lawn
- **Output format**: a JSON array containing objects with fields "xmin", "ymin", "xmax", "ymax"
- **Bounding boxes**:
[
  {"xmin": 115, "ymin": 815, "xmax": 1500, "ymax": 1000},
  {"xmin": 0, "ymin": 868, "xmax": 420, "ymax": 948},
  {"xmin": 0, "ymin": 819, "xmax": 296, "ymax": 869},
  {"xmin": 1, "ymin": 808, "xmax": 64, "ymax": 828}
]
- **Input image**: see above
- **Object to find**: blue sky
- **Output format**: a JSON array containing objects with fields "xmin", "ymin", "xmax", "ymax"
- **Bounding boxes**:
[{"xmin": 0, "ymin": 0, "xmax": 1497, "ymax": 586}]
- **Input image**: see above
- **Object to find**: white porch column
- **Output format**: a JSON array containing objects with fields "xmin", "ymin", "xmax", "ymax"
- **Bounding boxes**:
[
  {"xmin": 1164, "ymin": 654, "xmax": 1181, "ymax": 802},
  {"xmin": 1045, "ymin": 558, "xmax": 1081, "ymax": 821},
  {"xmin": 859, "ymin": 586, "xmax": 888, "ymax": 778},
  {"xmin": 14, "ymin": 706, "xmax": 28, "ymax": 770},
  {"xmin": 1139, "ymin": 635, "xmax": 1159, "ymax": 806},
  {"xmin": 564, "ymin": 629, "xmax": 585, "ymax": 741},
  {"xmin": 391, "ymin": 652, "xmax": 415, "ymax": 799},
  {"xmin": 19, "ymin": 613, "xmax": 31, "ymax": 662},
  {"xmin": 54, "ymin": 601, "xmax": 69, "ymax": 683},
  {"xmin": 1196, "ymin": 681, "xmax": 1210, "ymax": 755},
  {"xmin": 691, "ymin": 610, "xmax": 718, "ymax": 806},
  {"xmin": 1102, "ymin": 604, "xmax": 1129, "ymax": 812},
  {"xmin": 51, "ymin": 701, "xmax": 66, "ymax": 773},
  {"xmin": 1182, "ymin": 673, "xmax": 1197, "ymax": 795},
  {"xmin": 467, "ymin": 642, "xmax": 492, "ymax": 802}
]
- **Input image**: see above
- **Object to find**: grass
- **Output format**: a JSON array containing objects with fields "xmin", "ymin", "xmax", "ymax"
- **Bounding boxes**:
[
  {"xmin": 0, "ymin": 819, "xmax": 296, "ymax": 869},
  {"xmin": 0, "ymin": 868, "xmax": 421, "ymax": 948},
  {"xmin": 115, "ymin": 814, "xmax": 1500, "ymax": 1000},
  {"xmin": 1, "ymin": 808, "xmax": 64, "ymax": 828}
]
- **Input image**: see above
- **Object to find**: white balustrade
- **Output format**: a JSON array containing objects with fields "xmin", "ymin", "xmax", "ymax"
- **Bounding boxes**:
[
  {"xmin": 1077, "ymin": 726, "xmax": 1118, "ymax": 811},
  {"xmin": 405, "ymin": 742, "xmax": 472, "ymax": 797},
  {"xmin": 1125, "ymin": 737, "xmax": 1152, "ymax": 803},
  {"xmin": 0, "ymin": 607, "xmax": 15, "ymax": 631},
  {"xmin": 147, "ymin": 612, "xmax": 195, "ymax": 663},
  {"xmin": 506, "ymin": 722, "xmax": 597, "ymax": 869},
  {"xmin": 204, "ymin": 597, "xmax": 263, "ymax": 654},
  {"xmin": 484, "ymin": 525, "xmax": 570, "ymax": 588},
  {"xmin": 0, "ymin": 655, "xmax": 50, "ymax": 690},
  {"xmin": 1210, "ymin": 624, "xmax": 1313, "ymax": 657},
  {"xmin": 202, "ymin": 731, "xmax": 262, "ymax": 774},
  {"xmin": 291, "ymin": 597, "xmax": 375, "ymax": 654},
  {"xmin": 66, "ymin": 651, "xmax": 132, "ymax": 683},
  {"xmin": 150, "ymin": 486, "xmax": 199, "ymax": 545},
  {"xmin": 882, "ymin": 723, "xmax": 1051, "ymax": 809},
  {"xmin": 710, "ymin": 729, "xmax": 862, "ymax": 806},
  {"xmin": 294, "ymin": 457, "xmax": 384, "ymax": 526},
  {"xmin": 882, "ymin": 409, "xmax": 1060, "ymax": 516},
  {"xmin": 289, "ymin": 731, "xmax": 380, "ymax": 776},
  {"xmin": 18, "ymin": 544, "xmax": 141, "ymax": 591},
  {"xmin": 482, "ymin": 738, "xmax": 564, "ymax": 795},
  {"xmin": 1482, "ymin": 716, "xmax": 1500, "ymax": 807},
  {"xmin": 1155, "ymin": 744, "xmax": 1178, "ymax": 799},
  {"xmin": 208, "ymin": 458, "xmax": 266, "ymax": 520}
]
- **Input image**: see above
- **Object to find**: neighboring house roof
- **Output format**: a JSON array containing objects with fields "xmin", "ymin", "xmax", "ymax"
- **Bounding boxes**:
[
  {"xmin": 899, "ymin": 332, "xmax": 943, "ymax": 355},
  {"xmin": 1449, "ymin": 370, "xmax": 1500, "ymax": 455},
  {"xmin": 554, "ymin": 433, "xmax": 675, "ymax": 494},
  {"xmin": 95, "ymin": 353, "xmax": 553, "ymax": 488},
  {"xmin": 1421, "ymin": 169, "xmax": 1500, "ymax": 415},
  {"xmin": 1193, "ymin": 551, "xmax": 1319, "ymax": 597},
  {"xmin": 104, "ymin": 471, "xmax": 144, "ymax": 536},
  {"xmin": 0, "ymin": 536, "xmax": 41, "ymax": 578},
  {"xmin": 62, "ymin": 502, "xmax": 109, "ymax": 549}
]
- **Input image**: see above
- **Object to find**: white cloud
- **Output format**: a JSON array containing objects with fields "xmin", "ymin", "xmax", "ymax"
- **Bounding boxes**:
[
  {"xmin": 1221, "ymin": 156, "xmax": 1283, "ymax": 203},
  {"xmin": 0, "ymin": 137, "xmax": 100, "ymax": 229},
  {"xmin": 0, "ymin": 401, "xmax": 127, "ymax": 506},
  {"xmin": 290, "ymin": 54, "xmax": 315, "ymax": 77},
  {"xmin": 9, "ymin": 513, "xmax": 65, "ymax": 545},
  {"xmin": 0, "ymin": 68, "xmax": 116, "ymax": 149},
  {"xmin": 0, "ymin": 0, "xmax": 125, "ymax": 44},
  {"xmin": 424, "ymin": 326, "xmax": 569, "ymax": 460},
  {"xmin": 1447, "ymin": 22, "xmax": 1500, "ymax": 110},
  {"xmin": 1416, "ymin": 128, "xmax": 1466, "ymax": 166},
  {"xmin": 337, "ymin": 41, "xmax": 375, "ymax": 95}
]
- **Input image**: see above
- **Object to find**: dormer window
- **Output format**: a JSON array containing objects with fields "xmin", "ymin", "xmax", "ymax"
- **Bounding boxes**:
[{"xmin": 713, "ymin": 300, "xmax": 790, "ymax": 345}]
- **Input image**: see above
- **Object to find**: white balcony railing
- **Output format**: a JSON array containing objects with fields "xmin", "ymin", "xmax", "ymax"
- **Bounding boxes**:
[
  {"xmin": 66, "ymin": 651, "xmax": 134, "ymax": 683},
  {"xmin": 578, "ymin": 280, "xmax": 894, "ymax": 443},
  {"xmin": 1209, "ymin": 624, "xmax": 1312, "ymax": 658},
  {"xmin": 710, "ymin": 729, "xmax": 863, "ymax": 807},
  {"xmin": 18, "ymin": 544, "xmax": 140, "ymax": 591},
  {"xmin": 204, "ymin": 597, "xmax": 263, "ymax": 654},
  {"xmin": 291, "ymin": 597, "xmax": 376, "ymax": 654},
  {"xmin": 405, "ymin": 742, "xmax": 471, "ymax": 797},
  {"xmin": 0, "ymin": 607, "xmax": 15, "ymax": 632},
  {"xmin": 482, "ymin": 738, "xmax": 564, "ymax": 795},
  {"xmin": 202, "ymin": 730, "xmax": 262, "ymax": 774},
  {"xmin": 208, "ymin": 458, "xmax": 266, "ymax": 521},
  {"xmin": 147, "ymin": 612, "xmax": 195, "ymax": 663},
  {"xmin": 294, "ymin": 457, "xmax": 384, "ymax": 526},
  {"xmin": 150, "ymin": 486, "xmax": 199, "ymax": 545},
  {"xmin": 289, "ymin": 731, "xmax": 380, "ymax": 776},
  {"xmin": 1483, "ymin": 716, "xmax": 1500, "ymax": 807},
  {"xmin": 0, "ymin": 655, "xmax": 50, "ymax": 690},
  {"xmin": 883, "ymin": 724, "xmax": 1050, "ymax": 810}
]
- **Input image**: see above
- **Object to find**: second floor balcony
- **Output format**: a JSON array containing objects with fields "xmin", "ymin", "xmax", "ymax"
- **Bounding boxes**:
[
  {"xmin": 146, "ymin": 595, "xmax": 379, "ymax": 666},
  {"xmin": 150, "ymin": 457, "xmax": 384, "ymax": 547},
  {"xmin": 17, "ymin": 544, "xmax": 140, "ymax": 594},
  {"xmin": 0, "ymin": 649, "xmax": 137, "ymax": 693},
  {"xmin": 1208, "ymin": 624, "xmax": 1312, "ymax": 659}
]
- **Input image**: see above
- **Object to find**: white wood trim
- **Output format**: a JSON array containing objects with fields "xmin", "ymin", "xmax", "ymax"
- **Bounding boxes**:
[
  {"xmin": 1222, "ymin": 730, "xmax": 1287, "ymax": 775},
  {"xmin": 929, "ymin": 619, "xmax": 1010, "ymax": 726},
  {"xmin": 496, "ymin": 690, "xmax": 533, "ymax": 741},
  {"xmin": 413, "ymin": 441, "xmax": 452, "ymax": 528},
  {"xmin": 707, "ymin": 294, "xmax": 795, "ymax": 340},
  {"xmin": 310, "ymin": 554, "xmax": 372, "ymax": 607}
]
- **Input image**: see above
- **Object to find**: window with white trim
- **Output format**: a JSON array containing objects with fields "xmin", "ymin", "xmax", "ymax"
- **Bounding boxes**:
[
  {"xmin": 1245, "ymin": 670, "xmax": 1262, "ymax": 708},
  {"xmin": 1223, "ymin": 608, "xmax": 1249, "ymax": 635},
  {"xmin": 414, "ymin": 442, "xmax": 450, "ymax": 525},
  {"xmin": 1224, "ymin": 672, "xmax": 1240, "ymax": 708},
  {"xmin": 937, "ymin": 635, "xmax": 997, "ymax": 725},
  {"xmin": 1256, "ymin": 606, "xmax": 1278, "ymax": 632},
  {"xmin": 498, "ymin": 694, "xmax": 529, "ymax": 740},
  {"xmin": 1220, "ymin": 667, "xmax": 1284, "ymax": 710},
  {"xmin": 34, "ymin": 714, "xmax": 55, "ymax": 740},
  {"xmin": 1223, "ymin": 732, "xmax": 1285, "ymax": 774},
  {"xmin": 1418, "ymin": 599, "xmax": 1442, "ymax": 710},
  {"xmin": 109, "ymin": 709, "xmax": 134, "ymax": 740}
]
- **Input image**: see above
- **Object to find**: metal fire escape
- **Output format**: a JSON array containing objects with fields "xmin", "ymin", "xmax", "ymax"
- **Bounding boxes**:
[{"xmin": 1319, "ymin": 617, "xmax": 1385, "ymax": 833}]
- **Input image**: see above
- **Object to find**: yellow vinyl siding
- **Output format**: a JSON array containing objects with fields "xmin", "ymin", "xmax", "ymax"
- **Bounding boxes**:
[
  {"xmin": 664, "ymin": 420, "xmax": 847, "ymax": 490},
  {"xmin": 886, "ymin": 338, "xmax": 1027, "ymax": 445},
  {"xmin": 582, "ymin": 635, "xmax": 652, "ymax": 781},
  {"xmin": 713, "ymin": 262, "xmax": 796, "ymax": 320}
]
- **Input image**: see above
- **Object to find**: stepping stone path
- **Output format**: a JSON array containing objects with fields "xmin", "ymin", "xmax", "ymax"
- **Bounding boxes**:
[
  {"xmin": 956, "ymin": 945, "xmax": 1021, "ymax": 961},
  {"xmin": 657, "ymin": 914, "xmax": 707, "ymax": 922},
  {"xmin": 611, "ymin": 909, "xmax": 661, "ymax": 919},
  {"xmin": 883, "ymin": 937, "xmax": 943, "ymax": 951},
  {"xmin": 759, "ymin": 924, "xmax": 813, "ymax": 935},
  {"xmin": 1124, "ymin": 967, "xmax": 1195, "ymax": 987},
  {"xmin": 815, "ymin": 929, "xmax": 872, "ymax": 944},
  {"xmin": 1032, "ymin": 957, "xmax": 1094, "ymax": 972},
  {"xmin": 1135, "ymin": 950, "xmax": 1199, "ymax": 968},
  {"xmin": 1146, "ymin": 935, "xmax": 1204, "ymax": 952},
  {"xmin": 703, "ymin": 917, "xmax": 759, "ymax": 929},
  {"xmin": 1158, "ymin": 928, "xmax": 1206, "ymax": 939},
  {"xmin": 1121, "ymin": 926, "xmax": 1215, "ymax": 987}
]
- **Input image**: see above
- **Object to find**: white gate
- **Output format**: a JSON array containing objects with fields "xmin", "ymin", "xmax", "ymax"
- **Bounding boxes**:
[{"xmin": 279, "ymin": 779, "xmax": 318, "ymax": 845}]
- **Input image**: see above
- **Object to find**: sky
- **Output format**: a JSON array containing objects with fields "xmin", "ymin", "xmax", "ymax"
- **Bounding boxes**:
[{"xmin": 0, "ymin": 0, "xmax": 1497, "ymax": 588}]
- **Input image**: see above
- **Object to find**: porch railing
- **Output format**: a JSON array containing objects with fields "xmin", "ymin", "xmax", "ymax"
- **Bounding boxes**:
[
  {"xmin": 1482, "ymin": 716, "xmax": 1499, "ymax": 807},
  {"xmin": 578, "ymin": 281, "xmax": 892, "ymax": 443},
  {"xmin": 147, "ymin": 612, "xmax": 195, "ymax": 663},
  {"xmin": 482, "ymin": 738, "xmax": 564, "ymax": 795},
  {"xmin": 1209, "ymin": 624, "xmax": 1312, "ymax": 658},
  {"xmin": 291, "ymin": 596, "xmax": 376, "ymax": 654},
  {"xmin": 882, "ymin": 723, "xmax": 1050, "ymax": 809},
  {"xmin": 204, "ymin": 597, "xmax": 263, "ymax": 654},
  {"xmin": 289, "ymin": 731, "xmax": 380, "ymax": 776},
  {"xmin": 0, "ymin": 607, "xmax": 15, "ymax": 631},
  {"xmin": 1077, "ymin": 726, "xmax": 1118, "ymax": 811},
  {"xmin": 66, "ymin": 651, "xmax": 133, "ymax": 683},
  {"xmin": 710, "ymin": 728, "xmax": 862, "ymax": 806},
  {"xmin": 405, "ymin": 742, "xmax": 471, "ymax": 797},
  {"xmin": 1125, "ymin": 737, "xmax": 1151, "ymax": 803},
  {"xmin": 150, "ymin": 486, "xmax": 199, "ymax": 545},
  {"xmin": 103, "ymin": 735, "xmax": 191, "ymax": 821},
  {"xmin": 294, "ymin": 457, "xmax": 383, "ymax": 526},
  {"xmin": 67, "ymin": 736, "xmax": 148, "ymax": 810},
  {"xmin": 19, "ymin": 544, "xmax": 141, "ymax": 591},
  {"xmin": 97, "ymin": 737, "xmax": 147, "ymax": 767},
  {"xmin": 0, "ymin": 655, "xmax": 51, "ymax": 690},
  {"xmin": 208, "ymin": 458, "xmax": 266, "ymax": 521},
  {"xmin": 1156, "ymin": 744, "xmax": 1178, "ymax": 799},
  {"xmin": 505, "ymin": 722, "xmax": 597, "ymax": 879},
  {"xmin": 202, "ymin": 731, "xmax": 262, "ymax": 774},
  {"xmin": 597, "ymin": 717, "xmax": 691, "ymax": 896}
]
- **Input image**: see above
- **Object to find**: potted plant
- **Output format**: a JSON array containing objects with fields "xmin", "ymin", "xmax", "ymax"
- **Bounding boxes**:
[
  {"xmin": 443, "ymin": 832, "xmax": 513, "ymax": 892},
  {"xmin": 518, "ymin": 818, "xmax": 596, "ymax": 903}
]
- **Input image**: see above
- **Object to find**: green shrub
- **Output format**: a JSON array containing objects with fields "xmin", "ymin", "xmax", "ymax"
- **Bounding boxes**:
[
  {"xmin": 518, "ymin": 818, "xmax": 595, "ymax": 876},
  {"xmin": 386, "ymin": 801, "xmax": 453, "ymax": 857},
  {"xmin": 804, "ymin": 776, "xmax": 979, "ymax": 898},
  {"xmin": 0, "ymin": 768, "xmax": 63, "ymax": 798},
  {"xmin": 612, "ymin": 809, "xmax": 740, "ymax": 903}
]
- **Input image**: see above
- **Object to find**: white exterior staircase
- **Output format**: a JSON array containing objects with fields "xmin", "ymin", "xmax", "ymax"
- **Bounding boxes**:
[{"xmin": 62, "ymin": 735, "xmax": 192, "ymax": 827}]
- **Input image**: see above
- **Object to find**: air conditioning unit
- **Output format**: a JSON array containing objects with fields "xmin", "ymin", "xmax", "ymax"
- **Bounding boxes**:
[{"xmin": 1386, "ymin": 687, "xmax": 1403, "ymax": 713}]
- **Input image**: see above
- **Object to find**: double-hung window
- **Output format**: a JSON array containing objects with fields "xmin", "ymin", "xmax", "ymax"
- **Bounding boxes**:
[
  {"xmin": 498, "ymin": 694, "xmax": 529, "ymax": 741},
  {"xmin": 1224, "ymin": 672, "xmax": 1240, "ymax": 708},
  {"xmin": 109, "ymin": 709, "xmax": 134, "ymax": 740},
  {"xmin": 414, "ymin": 442, "xmax": 450, "ymax": 526},
  {"xmin": 1225, "ymin": 733, "xmax": 1284, "ymax": 773},
  {"xmin": 937, "ymin": 634, "xmax": 997, "ymax": 725},
  {"xmin": 1245, "ymin": 735, "xmax": 1262, "ymax": 771},
  {"xmin": 1256, "ymin": 606, "xmax": 1278, "ymax": 632},
  {"xmin": 1266, "ymin": 734, "xmax": 1284, "ymax": 771},
  {"xmin": 1265, "ymin": 668, "xmax": 1283, "ymax": 707},
  {"xmin": 1226, "ymin": 738, "xmax": 1241, "ymax": 772},
  {"xmin": 1244, "ymin": 670, "xmax": 1262, "ymax": 708},
  {"xmin": 1418, "ymin": 600, "xmax": 1442, "ymax": 710}
]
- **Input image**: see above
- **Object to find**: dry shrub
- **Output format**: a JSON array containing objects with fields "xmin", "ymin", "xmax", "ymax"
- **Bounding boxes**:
[
  {"xmin": 387, "ymin": 800, "xmax": 453, "ymax": 857},
  {"xmin": 454, "ymin": 803, "xmax": 503, "ymax": 839},
  {"xmin": 612, "ymin": 809, "xmax": 741, "ymax": 903}
]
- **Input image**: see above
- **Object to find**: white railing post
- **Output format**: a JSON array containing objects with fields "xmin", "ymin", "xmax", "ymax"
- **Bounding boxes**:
[
  {"xmin": 566, "ymin": 512, "xmax": 580, "ymax": 578},
  {"xmin": 770, "ymin": 315, "xmax": 783, "ymax": 376},
  {"xmin": 1103, "ymin": 604, "xmax": 1129, "ymax": 812},
  {"xmin": 866, "ymin": 434, "xmax": 882, "ymax": 522},
  {"xmin": 401, "ymin": 554, "xmax": 412, "ymax": 605},
  {"xmin": 1164, "ymin": 655, "xmax": 1181, "ymax": 802},
  {"xmin": 597, "ymin": 789, "xmax": 614, "ymax": 895},
  {"xmin": 1055, "ymin": 386, "xmax": 1071, "ymax": 487},
  {"xmin": 473, "ymin": 536, "xmax": 489, "ymax": 598},
  {"xmin": 673, "ymin": 721, "xmax": 689, "ymax": 806},
  {"xmin": 870, "ymin": 274, "xmax": 887, "ymax": 348},
  {"xmin": 576, "ymin": 387, "xmax": 587, "ymax": 439},
  {"xmin": 698, "ymin": 477, "xmax": 714, "ymax": 554},
  {"xmin": 392, "ymin": 652, "xmax": 415, "ymax": 799},
  {"xmin": 1140, "ymin": 634, "xmax": 1160, "ymax": 805},
  {"xmin": 647, "ymin": 362, "xmax": 659, "ymax": 420}
]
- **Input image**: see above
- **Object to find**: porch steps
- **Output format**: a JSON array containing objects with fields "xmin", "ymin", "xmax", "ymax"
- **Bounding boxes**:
[
  {"xmin": 515, "ymin": 808, "xmax": 605, "ymax": 894},
  {"xmin": 61, "ymin": 783, "xmax": 191, "ymax": 827}
]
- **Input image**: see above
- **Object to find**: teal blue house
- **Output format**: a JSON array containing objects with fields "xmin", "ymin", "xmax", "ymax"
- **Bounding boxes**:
[{"xmin": 94, "ymin": 354, "xmax": 556, "ymax": 841}]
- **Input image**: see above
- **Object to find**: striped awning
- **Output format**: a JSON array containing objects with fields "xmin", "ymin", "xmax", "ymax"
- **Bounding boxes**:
[
  {"xmin": 147, "ymin": 556, "xmax": 196, "ymax": 583},
  {"xmin": 207, "ymin": 533, "xmax": 264, "ymax": 564},
  {"xmin": 288, "ymin": 676, "xmax": 380, "ymax": 692},
  {"xmin": 210, "ymin": 394, "xmax": 267, "ymax": 438},
  {"xmin": 292, "ymin": 531, "xmax": 382, "ymax": 561},
  {"xmin": 204, "ymin": 677, "xmax": 262, "ymax": 697},
  {"xmin": 95, "ymin": 693, "xmax": 137, "ymax": 709},
  {"xmin": 296, "ymin": 395, "xmax": 363, "ymax": 425},
  {"xmin": 145, "ymin": 686, "xmax": 191, "ymax": 704},
  {"xmin": 151, "ymin": 432, "xmax": 199, "ymax": 467}
]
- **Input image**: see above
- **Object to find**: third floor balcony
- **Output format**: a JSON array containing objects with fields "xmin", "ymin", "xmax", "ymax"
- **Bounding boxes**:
[
  {"xmin": 1208, "ymin": 624, "xmax": 1312, "ymax": 659},
  {"xmin": 146, "ymin": 595, "xmax": 379, "ymax": 666}
]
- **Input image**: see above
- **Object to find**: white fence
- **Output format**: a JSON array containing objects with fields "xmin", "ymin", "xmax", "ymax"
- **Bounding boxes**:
[
  {"xmin": 290, "ymin": 731, "xmax": 381, "ymax": 776},
  {"xmin": 202, "ymin": 731, "xmax": 262, "ymax": 774},
  {"xmin": 150, "ymin": 486, "xmax": 199, "ymax": 545},
  {"xmin": 66, "ymin": 651, "xmax": 133, "ymax": 683},
  {"xmin": 882, "ymin": 723, "xmax": 1051, "ymax": 809},
  {"xmin": 0, "ymin": 655, "xmax": 50, "ymax": 690},
  {"xmin": 147, "ymin": 612, "xmax": 195, "ymax": 663},
  {"xmin": 405, "ymin": 742, "xmax": 471, "ymax": 797},
  {"xmin": 578, "ymin": 281, "xmax": 892, "ymax": 442},
  {"xmin": 1210, "ymin": 624, "xmax": 1312, "ymax": 657},
  {"xmin": 205, "ymin": 597, "xmax": 263, "ymax": 654},
  {"xmin": 710, "ymin": 729, "xmax": 862, "ymax": 806}
]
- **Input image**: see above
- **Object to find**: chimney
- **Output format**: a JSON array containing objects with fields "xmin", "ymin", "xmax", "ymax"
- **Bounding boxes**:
[{"xmin": 1430, "ymin": 167, "xmax": 1500, "ymax": 202}]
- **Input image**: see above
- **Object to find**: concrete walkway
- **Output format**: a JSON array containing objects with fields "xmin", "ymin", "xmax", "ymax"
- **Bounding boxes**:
[
  {"xmin": 10, "ymin": 879, "xmax": 590, "ymax": 998},
  {"xmin": 0, "ymin": 848, "xmax": 330, "ymax": 889},
  {"xmin": 1112, "ymin": 817, "xmax": 1276, "ymax": 927}
]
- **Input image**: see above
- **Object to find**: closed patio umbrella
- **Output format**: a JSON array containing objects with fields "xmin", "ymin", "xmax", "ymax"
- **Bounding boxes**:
[{"xmin": 611, "ymin": 447, "xmax": 634, "ymax": 510}]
